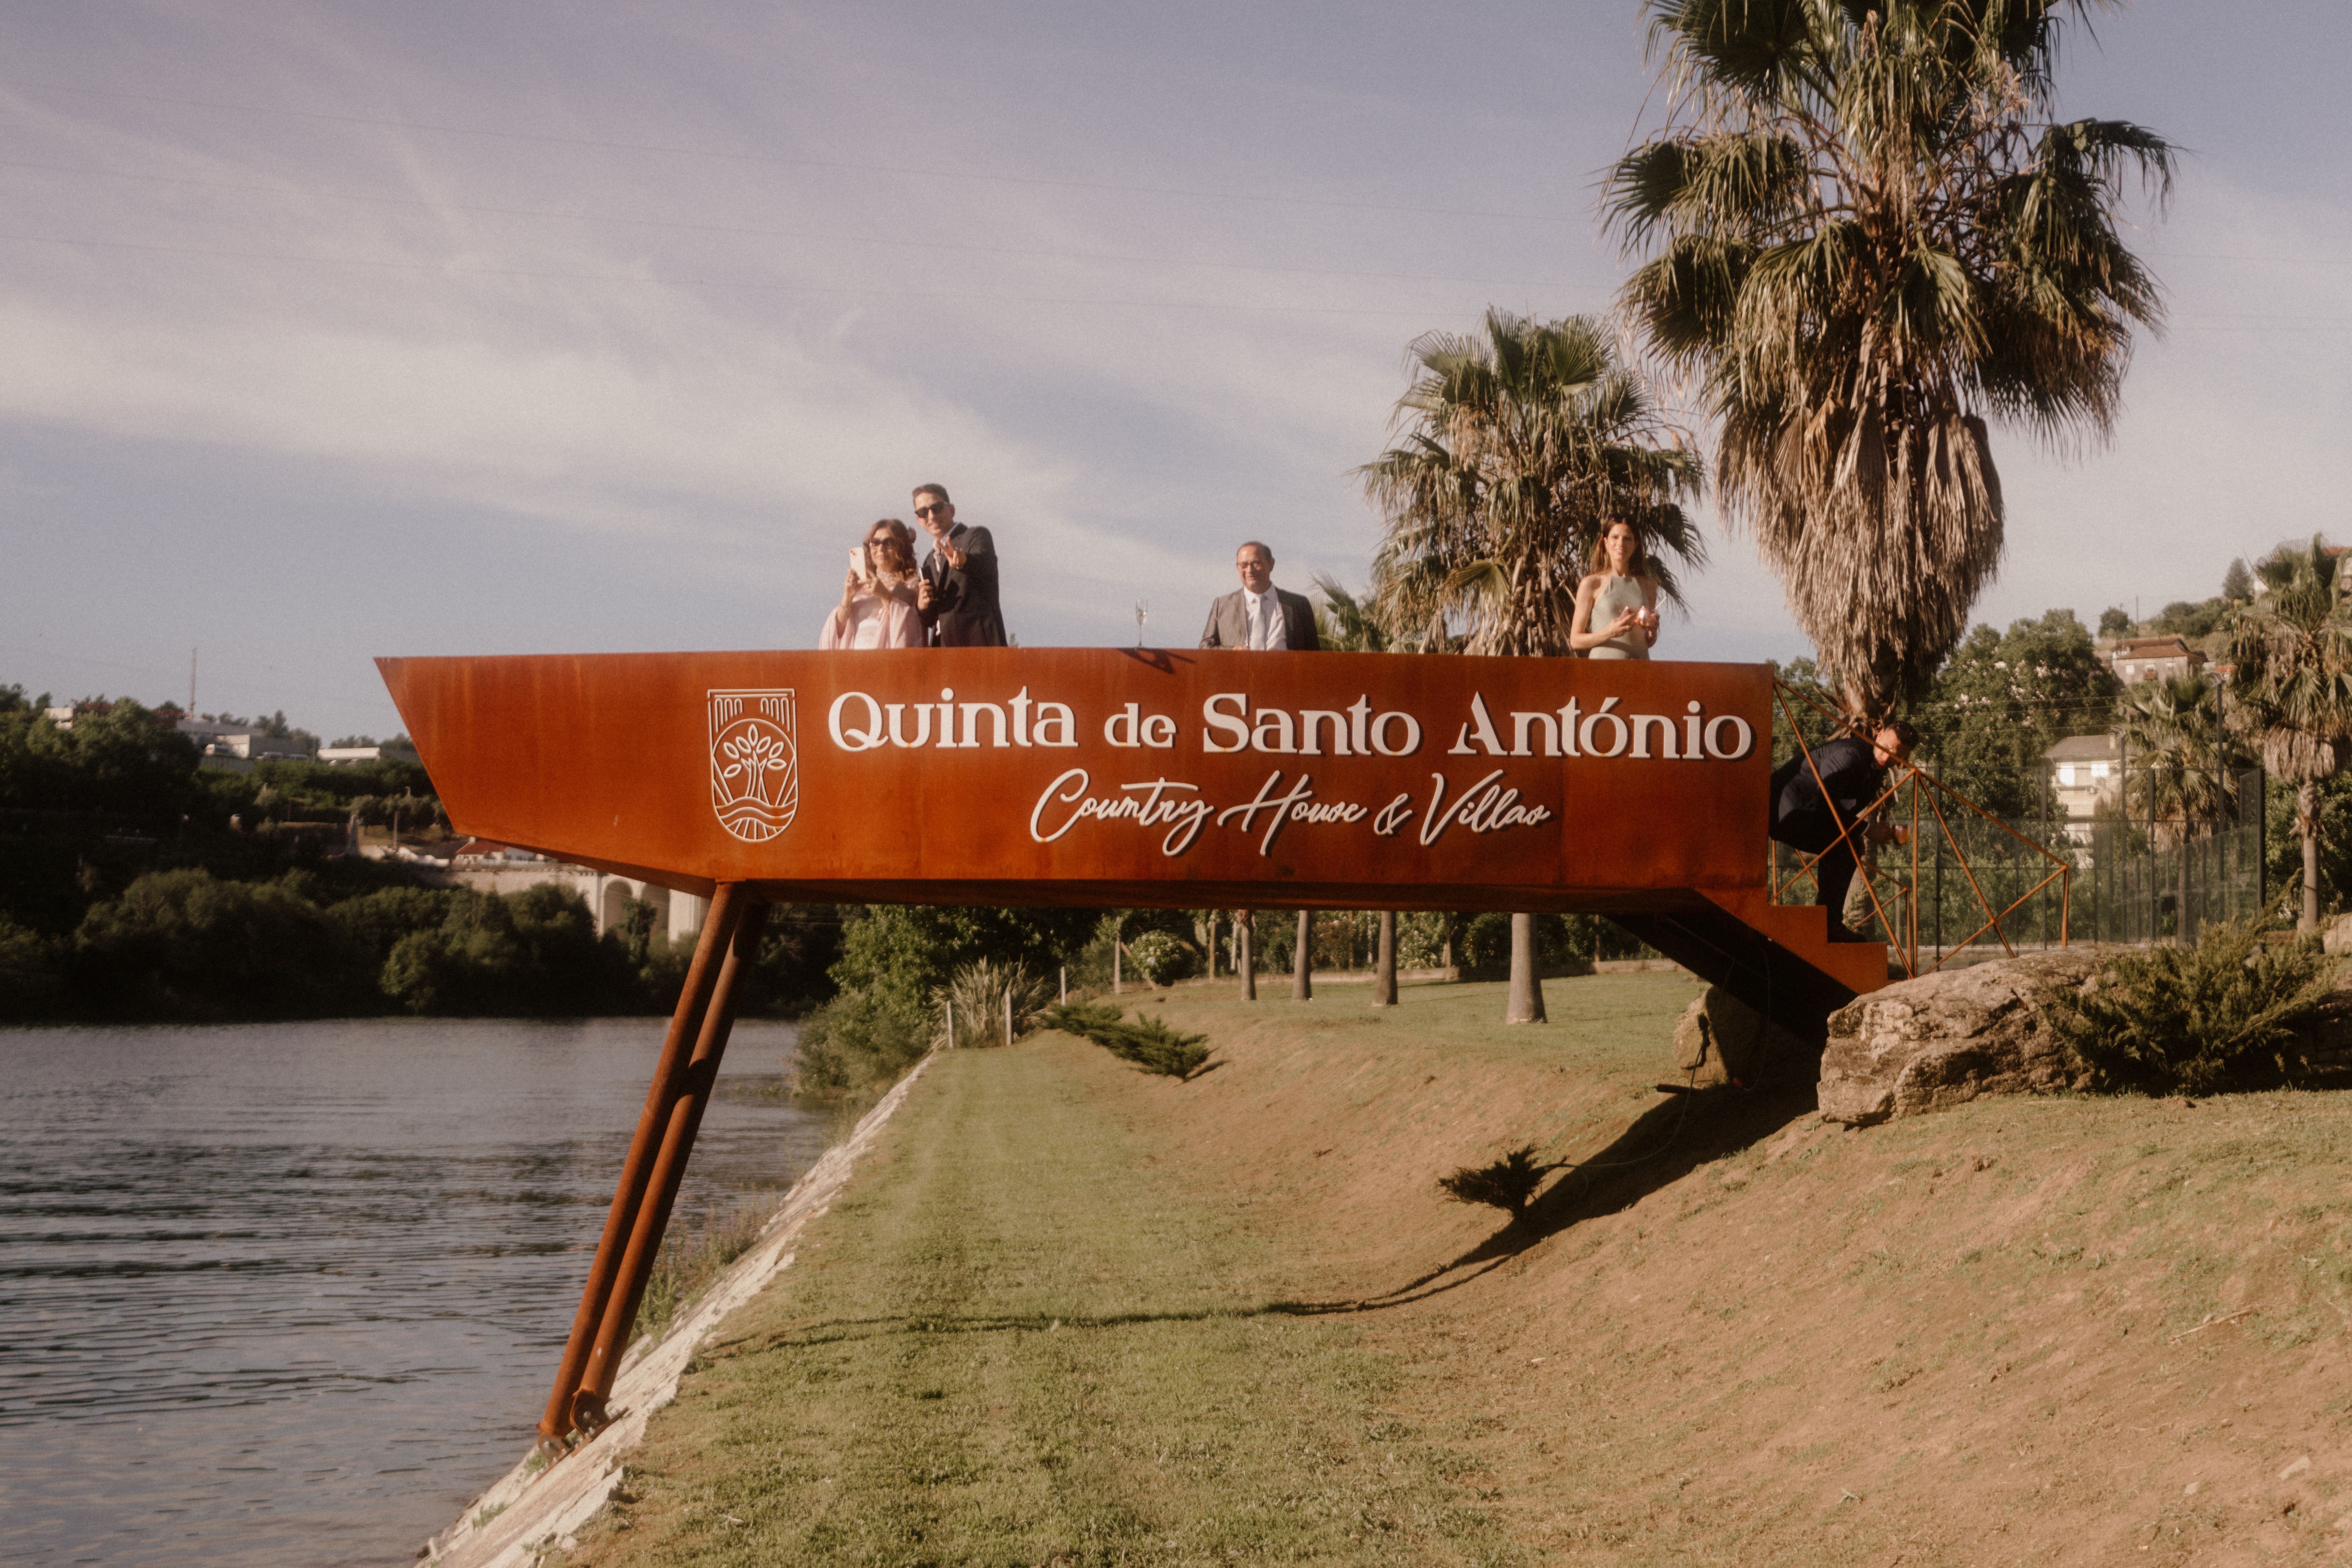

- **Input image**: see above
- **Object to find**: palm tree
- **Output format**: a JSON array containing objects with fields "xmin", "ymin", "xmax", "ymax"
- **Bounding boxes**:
[
  {"xmin": 1359, "ymin": 310, "xmax": 1703, "ymax": 657},
  {"xmin": 1604, "ymin": 0, "xmax": 2172, "ymax": 716},
  {"xmin": 1360, "ymin": 311, "xmax": 1702, "ymax": 1023},
  {"xmin": 1310, "ymin": 575, "xmax": 1394, "ymax": 653},
  {"xmin": 2116, "ymin": 673, "xmax": 2231, "ymax": 945},
  {"xmin": 2227, "ymin": 539, "xmax": 2352, "ymax": 931}
]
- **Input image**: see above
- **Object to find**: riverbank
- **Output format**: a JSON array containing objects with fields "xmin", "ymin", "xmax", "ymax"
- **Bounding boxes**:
[{"xmin": 518, "ymin": 975, "xmax": 2352, "ymax": 1564}]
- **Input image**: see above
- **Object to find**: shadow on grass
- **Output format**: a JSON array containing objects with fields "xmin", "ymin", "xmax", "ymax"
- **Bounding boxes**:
[
  {"xmin": 1266, "ymin": 1078, "xmax": 1821, "ymax": 1317},
  {"xmin": 706, "ymin": 1081, "xmax": 1820, "ymax": 1358},
  {"xmin": 721, "ymin": 1302, "xmax": 1292, "ymax": 1357}
]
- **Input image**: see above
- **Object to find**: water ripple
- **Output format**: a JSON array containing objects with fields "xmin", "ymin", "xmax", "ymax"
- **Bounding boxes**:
[{"xmin": 0, "ymin": 1017, "xmax": 824, "ymax": 1567}]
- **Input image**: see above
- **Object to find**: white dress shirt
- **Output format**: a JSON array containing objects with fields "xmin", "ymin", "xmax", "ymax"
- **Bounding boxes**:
[{"xmin": 1244, "ymin": 588, "xmax": 1288, "ymax": 651}]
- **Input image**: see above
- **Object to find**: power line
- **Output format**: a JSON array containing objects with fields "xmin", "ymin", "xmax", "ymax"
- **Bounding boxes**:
[
  {"xmin": 0, "ymin": 77, "xmax": 1581, "ymax": 225},
  {"xmin": 0, "ymin": 157, "xmax": 1602, "ymax": 291}
]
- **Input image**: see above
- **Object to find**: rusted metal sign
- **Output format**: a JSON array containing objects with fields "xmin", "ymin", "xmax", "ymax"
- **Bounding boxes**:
[
  {"xmin": 377, "ymin": 646, "xmax": 1890, "ymax": 1453},
  {"xmin": 378, "ymin": 648, "xmax": 1776, "ymax": 912}
]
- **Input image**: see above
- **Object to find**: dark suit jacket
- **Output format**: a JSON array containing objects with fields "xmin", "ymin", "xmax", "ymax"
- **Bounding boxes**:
[
  {"xmin": 919, "ymin": 524, "xmax": 1009, "ymax": 648},
  {"xmin": 1199, "ymin": 587, "xmax": 1321, "ymax": 651},
  {"xmin": 1768, "ymin": 737, "xmax": 1884, "ymax": 852}
]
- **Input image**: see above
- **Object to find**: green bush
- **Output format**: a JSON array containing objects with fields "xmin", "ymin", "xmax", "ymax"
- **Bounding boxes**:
[
  {"xmin": 932, "ymin": 958, "xmax": 1057, "ymax": 1050},
  {"xmin": 72, "ymin": 867, "xmax": 375, "ymax": 1019},
  {"xmin": 2045, "ymin": 920, "xmax": 2340, "ymax": 1095},
  {"xmin": 1125, "ymin": 929, "xmax": 1196, "ymax": 986},
  {"xmin": 380, "ymin": 884, "xmax": 626, "ymax": 1016},
  {"xmin": 790, "ymin": 988, "xmax": 932, "ymax": 1098},
  {"xmin": 0, "ymin": 912, "xmax": 63, "ymax": 1020},
  {"xmin": 1040, "ymin": 1000, "xmax": 1217, "ymax": 1081}
]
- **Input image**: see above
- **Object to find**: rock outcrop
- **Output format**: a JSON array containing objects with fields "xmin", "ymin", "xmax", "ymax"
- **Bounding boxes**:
[
  {"xmin": 1817, "ymin": 950, "xmax": 2102, "ymax": 1127},
  {"xmin": 1673, "ymin": 986, "xmax": 1816, "ymax": 1088}
]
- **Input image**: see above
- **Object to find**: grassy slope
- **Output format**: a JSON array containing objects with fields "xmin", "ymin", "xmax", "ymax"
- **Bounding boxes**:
[
  {"xmin": 569, "ymin": 974, "xmax": 2352, "ymax": 1566},
  {"xmin": 1121, "ymin": 978, "xmax": 2352, "ymax": 1565},
  {"xmin": 564, "ymin": 1032, "xmax": 1519, "ymax": 1567}
]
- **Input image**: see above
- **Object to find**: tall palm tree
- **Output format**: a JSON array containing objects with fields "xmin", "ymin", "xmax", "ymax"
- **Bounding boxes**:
[
  {"xmin": 2227, "ymin": 539, "xmax": 2352, "ymax": 931},
  {"xmin": 1359, "ymin": 310, "xmax": 1703, "ymax": 657},
  {"xmin": 1605, "ymin": 0, "xmax": 2172, "ymax": 716},
  {"xmin": 2116, "ymin": 673, "xmax": 2231, "ymax": 945},
  {"xmin": 1359, "ymin": 311, "xmax": 1701, "ymax": 1023}
]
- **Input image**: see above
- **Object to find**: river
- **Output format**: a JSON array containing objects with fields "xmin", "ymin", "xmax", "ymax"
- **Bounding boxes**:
[{"xmin": 0, "ymin": 1018, "xmax": 828, "ymax": 1567}]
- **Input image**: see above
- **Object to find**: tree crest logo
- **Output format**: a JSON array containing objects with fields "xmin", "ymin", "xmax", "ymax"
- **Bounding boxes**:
[{"xmin": 708, "ymin": 690, "xmax": 798, "ymax": 843}]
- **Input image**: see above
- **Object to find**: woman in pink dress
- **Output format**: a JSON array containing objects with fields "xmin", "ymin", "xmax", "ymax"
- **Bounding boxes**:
[{"xmin": 821, "ymin": 519, "xmax": 924, "ymax": 649}]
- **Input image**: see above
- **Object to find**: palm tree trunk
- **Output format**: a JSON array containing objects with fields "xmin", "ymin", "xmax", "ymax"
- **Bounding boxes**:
[
  {"xmin": 1238, "ymin": 913, "xmax": 1255, "ymax": 1000},
  {"xmin": 1373, "ymin": 911, "xmax": 1397, "ymax": 1007},
  {"xmin": 1292, "ymin": 910, "xmax": 1313, "ymax": 1000},
  {"xmin": 1506, "ymin": 912, "xmax": 1546, "ymax": 1024},
  {"xmin": 2303, "ymin": 780, "xmax": 2322, "ymax": 933}
]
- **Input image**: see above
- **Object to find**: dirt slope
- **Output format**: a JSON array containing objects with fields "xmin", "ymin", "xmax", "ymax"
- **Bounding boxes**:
[{"xmin": 1105, "ymin": 976, "xmax": 2352, "ymax": 1565}]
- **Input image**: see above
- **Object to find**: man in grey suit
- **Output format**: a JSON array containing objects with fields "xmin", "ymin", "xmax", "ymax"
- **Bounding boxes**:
[{"xmin": 1199, "ymin": 541, "xmax": 1322, "ymax": 651}]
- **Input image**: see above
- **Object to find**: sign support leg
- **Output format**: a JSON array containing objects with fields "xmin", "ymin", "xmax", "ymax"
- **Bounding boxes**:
[
  {"xmin": 570, "ymin": 895, "xmax": 772, "ymax": 1433},
  {"xmin": 534, "ymin": 883, "xmax": 748, "ymax": 1451}
]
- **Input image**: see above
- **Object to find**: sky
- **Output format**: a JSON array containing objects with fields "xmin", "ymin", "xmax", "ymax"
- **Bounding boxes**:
[{"xmin": 3, "ymin": 1, "xmax": 2347, "ymax": 741}]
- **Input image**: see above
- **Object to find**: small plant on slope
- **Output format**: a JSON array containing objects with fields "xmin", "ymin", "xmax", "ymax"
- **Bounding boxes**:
[
  {"xmin": 1437, "ymin": 1144, "xmax": 1561, "ymax": 1218},
  {"xmin": 2044, "ymin": 918, "xmax": 2339, "ymax": 1096},
  {"xmin": 1039, "ymin": 1000, "xmax": 1218, "ymax": 1082}
]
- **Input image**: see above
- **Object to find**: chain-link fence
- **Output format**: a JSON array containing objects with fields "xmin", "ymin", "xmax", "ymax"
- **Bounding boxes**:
[{"xmin": 1774, "ymin": 768, "xmax": 2269, "ymax": 955}]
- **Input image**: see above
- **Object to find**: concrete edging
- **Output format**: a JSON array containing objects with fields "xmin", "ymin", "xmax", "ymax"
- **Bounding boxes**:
[{"xmin": 419, "ymin": 1058, "xmax": 934, "ymax": 1567}]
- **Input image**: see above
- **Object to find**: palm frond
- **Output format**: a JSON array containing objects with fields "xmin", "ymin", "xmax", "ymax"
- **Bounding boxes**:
[{"xmin": 1608, "ymin": 0, "xmax": 2171, "ymax": 712}]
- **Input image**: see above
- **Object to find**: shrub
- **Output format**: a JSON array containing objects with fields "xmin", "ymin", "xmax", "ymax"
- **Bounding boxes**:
[
  {"xmin": 1040, "ymin": 1000, "xmax": 1216, "ymax": 1081},
  {"xmin": 790, "ymin": 988, "xmax": 931, "ymax": 1098},
  {"xmin": 0, "ymin": 913, "xmax": 62, "ymax": 1020},
  {"xmin": 932, "ymin": 957, "xmax": 1057, "ymax": 1050},
  {"xmin": 1125, "ymin": 929, "xmax": 1197, "ymax": 986},
  {"xmin": 1436, "ymin": 1144, "xmax": 1559, "ymax": 1217},
  {"xmin": 2044, "ymin": 919, "xmax": 2340, "ymax": 1095},
  {"xmin": 73, "ymin": 867, "xmax": 374, "ymax": 1018}
]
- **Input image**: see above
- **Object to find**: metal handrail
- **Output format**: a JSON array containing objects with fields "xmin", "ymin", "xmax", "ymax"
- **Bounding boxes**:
[{"xmin": 1771, "ymin": 680, "xmax": 2073, "ymax": 981}]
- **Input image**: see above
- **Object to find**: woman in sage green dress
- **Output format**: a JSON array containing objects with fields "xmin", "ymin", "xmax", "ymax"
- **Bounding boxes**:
[{"xmin": 1569, "ymin": 518, "xmax": 1659, "ymax": 659}]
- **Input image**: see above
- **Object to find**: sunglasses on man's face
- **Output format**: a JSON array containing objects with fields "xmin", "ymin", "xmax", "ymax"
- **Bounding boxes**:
[{"xmin": 915, "ymin": 503, "xmax": 947, "ymax": 518}]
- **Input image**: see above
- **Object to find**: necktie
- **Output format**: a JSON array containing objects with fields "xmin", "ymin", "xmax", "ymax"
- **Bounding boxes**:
[{"xmin": 1251, "ymin": 595, "xmax": 1268, "ymax": 651}]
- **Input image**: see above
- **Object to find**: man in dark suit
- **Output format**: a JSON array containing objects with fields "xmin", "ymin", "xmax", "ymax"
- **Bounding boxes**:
[
  {"xmin": 1199, "ymin": 541, "xmax": 1321, "ymax": 651},
  {"xmin": 1768, "ymin": 719, "xmax": 1916, "ymax": 940},
  {"xmin": 912, "ymin": 483, "xmax": 1009, "ymax": 648}
]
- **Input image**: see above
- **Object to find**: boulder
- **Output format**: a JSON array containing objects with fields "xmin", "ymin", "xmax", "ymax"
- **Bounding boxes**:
[
  {"xmin": 1817, "ymin": 950, "xmax": 2103, "ymax": 1127},
  {"xmin": 1673, "ymin": 986, "xmax": 1816, "ymax": 1088}
]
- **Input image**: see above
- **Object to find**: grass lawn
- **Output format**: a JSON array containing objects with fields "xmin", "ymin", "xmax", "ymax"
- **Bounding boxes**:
[
  {"xmin": 560, "ymin": 1030, "xmax": 1532, "ymax": 1567},
  {"xmin": 553, "ymin": 972, "xmax": 2352, "ymax": 1564}
]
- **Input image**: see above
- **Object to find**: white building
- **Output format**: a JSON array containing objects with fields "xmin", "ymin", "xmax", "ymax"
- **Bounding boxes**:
[
  {"xmin": 2103, "ymin": 636, "xmax": 2207, "ymax": 685},
  {"xmin": 176, "ymin": 719, "xmax": 312, "ymax": 770},
  {"xmin": 2045, "ymin": 732, "xmax": 2122, "ymax": 844}
]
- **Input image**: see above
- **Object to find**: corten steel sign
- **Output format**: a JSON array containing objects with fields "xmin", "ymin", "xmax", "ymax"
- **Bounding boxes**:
[
  {"xmin": 377, "ymin": 647, "xmax": 1887, "ymax": 1451},
  {"xmin": 377, "ymin": 648, "xmax": 1783, "ymax": 915}
]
